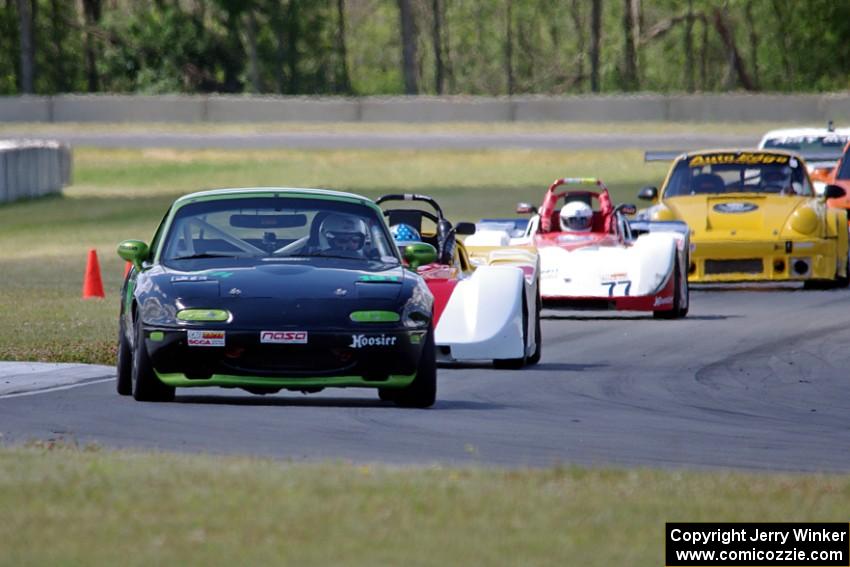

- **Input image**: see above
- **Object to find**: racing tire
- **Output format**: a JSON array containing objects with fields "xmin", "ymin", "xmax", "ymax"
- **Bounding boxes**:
[
  {"xmin": 393, "ymin": 326, "xmax": 437, "ymax": 408},
  {"xmin": 653, "ymin": 258, "xmax": 686, "ymax": 320},
  {"xmin": 132, "ymin": 317, "xmax": 175, "ymax": 402},
  {"xmin": 493, "ymin": 294, "xmax": 529, "ymax": 369},
  {"xmin": 526, "ymin": 291, "xmax": 542, "ymax": 365},
  {"xmin": 832, "ymin": 252, "xmax": 850, "ymax": 288},
  {"xmin": 377, "ymin": 388, "xmax": 397, "ymax": 402},
  {"xmin": 116, "ymin": 320, "xmax": 132, "ymax": 396}
]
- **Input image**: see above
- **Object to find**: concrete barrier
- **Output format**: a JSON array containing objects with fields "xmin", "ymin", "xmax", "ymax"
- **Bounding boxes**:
[
  {"xmin": 360, "ymin": 96, "xmax": 513, "ymax": 122},
  {"xmin": 0, "ymin": 96, "xmax": 51, "ymax": 122},
  {"xmin": 206, "ymin": 95, "xmax": 360, "ymax": 122},
  {"xmin": 51, "ymin": 95, "xmax": 205, "ymax": 123},
  {"xmin": 0, "ymin": 141, "xmax": 72, "ymax": 204},
  {"xmin": 1, "ymin": 93, "xmax": 850, "ymax": 124}
]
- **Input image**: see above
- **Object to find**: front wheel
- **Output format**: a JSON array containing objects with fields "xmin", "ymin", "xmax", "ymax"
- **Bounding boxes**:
[
  {"xmin": 116, "ymin": 319, "xmax": 132, "ymax": 396},
  {"xmin": 526, "ymin": 290, "xmax": 542, "ymax": 365},
  {"xmin": 132, "ymin": 317, "xmax": 175, "ymax": 402},
  {"xmin": 393, "ymin": 326, "xmax": 437, "ymax": 408},
  {"xmin": 654, "ymin": 258, "xmax": 687, "ymax": 319}
]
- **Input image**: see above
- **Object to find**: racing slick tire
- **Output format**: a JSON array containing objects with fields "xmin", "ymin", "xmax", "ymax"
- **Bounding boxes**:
[
  {"xmin": 132, "ymin": 317, "xmax": 175, "ymax": 402},
  {"xmin": 393, "ymin": 325, "xmax": 437, "ymax": 408},
  {"xmin": 653, "ymin": 258, "xmax": 688, "ymax": 320},
  {"xmin": 526, "ymin": 291, "xmax": 542, "ymax": 365},
  {"xmin": 377, "ymin": 388, "xmax": 397, "ymax": 402},
  {"xmin": 493, "ymin": 295, "xmax": 529, "ymax": 369},
  {"xmin": 116, "ymin": 320, "xmax": 132, "ymax": 396}
]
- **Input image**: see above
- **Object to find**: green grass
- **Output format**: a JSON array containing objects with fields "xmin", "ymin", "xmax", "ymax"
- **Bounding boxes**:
[
  {"xmin": 1, "ymin": 444, "xmax": 848, "ymax": 566},
  {"xmin": 0, "ymin": 147, "xmax": 669, "ymax": 364}
]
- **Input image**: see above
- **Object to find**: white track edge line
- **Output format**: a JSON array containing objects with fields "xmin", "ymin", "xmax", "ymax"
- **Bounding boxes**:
[{"xmin": 0, "ymin": 377, "xmax": 114, "ymax": 399}]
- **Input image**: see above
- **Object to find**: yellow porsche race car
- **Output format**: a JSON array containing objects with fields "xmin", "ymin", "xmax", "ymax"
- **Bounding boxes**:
[{"xmin": 639, "ymin": 149, "xmax": 849, "ymax": 287}]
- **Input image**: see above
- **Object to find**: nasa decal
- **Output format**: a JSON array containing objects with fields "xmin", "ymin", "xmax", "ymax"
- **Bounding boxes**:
[{"xmin": 713, "ymin": 202, "xmax": 758, "ymax": 214}]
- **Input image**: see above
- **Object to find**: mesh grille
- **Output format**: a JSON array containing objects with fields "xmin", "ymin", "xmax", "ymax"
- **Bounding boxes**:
[{"xmin": 704, "ymin": 259, "xmax": 763, "ymax": 275}]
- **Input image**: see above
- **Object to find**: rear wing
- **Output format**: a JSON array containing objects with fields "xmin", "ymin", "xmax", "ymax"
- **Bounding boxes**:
[{"xmin": 644, "ymin": 151, "xmax": 685, "ymax": 162}]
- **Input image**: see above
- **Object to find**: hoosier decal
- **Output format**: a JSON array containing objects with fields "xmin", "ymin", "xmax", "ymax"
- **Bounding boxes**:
[
  {"xmin": 187, "ymin": 330, "xmax": 225, "ymax": 347},
  {"xmin": 260, "ymin": 331, "xmax": 308, "ymax": 344},
  {"xmin": 349, "ymin": 334, "xmax": 398, "ymax": 348}
]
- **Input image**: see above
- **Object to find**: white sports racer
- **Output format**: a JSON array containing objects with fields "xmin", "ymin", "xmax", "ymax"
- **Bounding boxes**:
[
  {"xmin": 465, "ymin": 178, "xmax": 690, "ymax": 318},
  {"xmin": 378, "ymin": 194, "xmax": 542, "ymax": 368}
]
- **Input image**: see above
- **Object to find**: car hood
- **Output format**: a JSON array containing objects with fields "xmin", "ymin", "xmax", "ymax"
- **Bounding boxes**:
[
  {"xmin": 663, "ymin": 194, "xmax": 810, "ymax": 239},
  {"xmin": 154, "ymin": 263, "xmax": 407, "ymax": 301}
]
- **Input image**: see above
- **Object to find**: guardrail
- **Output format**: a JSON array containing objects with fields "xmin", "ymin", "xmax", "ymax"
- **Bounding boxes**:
[
  {"xmin": 0, "ymin": 141, "xmax": 72, "ymax": 204},
  {"xmin": 1, "ymin": 94, "xmax": 849, "ymax": 123}
]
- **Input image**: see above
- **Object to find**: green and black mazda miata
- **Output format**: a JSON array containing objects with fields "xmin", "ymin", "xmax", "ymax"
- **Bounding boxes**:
[{"xmin": 117, "ymin": 187, "xmax": 439, "ymax": 407}]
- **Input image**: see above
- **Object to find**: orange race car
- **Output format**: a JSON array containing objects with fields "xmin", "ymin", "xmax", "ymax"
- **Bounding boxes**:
[{"xmin": 816, "ymin": 140, "xmax": 850, "ymax": 223}]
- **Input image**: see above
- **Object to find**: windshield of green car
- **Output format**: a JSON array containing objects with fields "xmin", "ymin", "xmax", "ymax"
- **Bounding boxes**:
[
  {"xmin": 159, "ymin": 196, "xmax": 400, "ymax": 266},
  {"xmin": 663, "ymin": 152, "xmax": 813, "ymax": 198}
]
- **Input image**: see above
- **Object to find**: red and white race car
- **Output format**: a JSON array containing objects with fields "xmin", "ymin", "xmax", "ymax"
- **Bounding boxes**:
[
  {"xmin": 468, "ymin": 178, "xmax": 689, "ymax": 318},
  {"xmin": 377, "ymin": 194, "xmax": 541, "ymax": 368}
]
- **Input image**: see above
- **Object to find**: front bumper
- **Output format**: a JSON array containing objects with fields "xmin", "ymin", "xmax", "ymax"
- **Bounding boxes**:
[
  {"xmin": 143, "ymin": 326, "xmax": 426, "ymax": 389},
  {"xmin": 689, "ymin": 238, "xmax": 840, "ymax": 283}
]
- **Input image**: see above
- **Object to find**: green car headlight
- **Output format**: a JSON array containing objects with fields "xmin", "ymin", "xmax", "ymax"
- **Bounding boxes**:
[
  {"xmin": 350, "ymin": 310, "xmax": 401, "ymax": 323},
  {"xmin": 176, "ymin": 309, "xmax": 231, "ymax": 322}
]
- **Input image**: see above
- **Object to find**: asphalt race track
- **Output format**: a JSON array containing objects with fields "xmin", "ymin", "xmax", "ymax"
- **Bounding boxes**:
[
  {"xmin": 2, "ymin": 287, "xmax": 849, "ymax": 472},
  {"xmin": 5, "ymin": 130, "xmax": 758, "ymax": 150}
]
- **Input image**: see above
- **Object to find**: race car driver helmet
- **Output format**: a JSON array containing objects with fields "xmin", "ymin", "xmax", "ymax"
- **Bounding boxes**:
[
  {"xmin": 390, "ymin": 223, "xmax": 421, "ymax": 244},
  {"xmin": 320, "ymin": 214, "xmax": 368, "ymax": 251},
  {"xmin": 559, "ymin": 201, "xmax": 593, "ymax": 232},
  {"xmin": 762, "ymin": 166, "xmax": 792, "ymax": 191}
]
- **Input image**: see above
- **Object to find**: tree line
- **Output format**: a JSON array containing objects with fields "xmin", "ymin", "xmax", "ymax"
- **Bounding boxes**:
[{"xmin": 1, "ymin": 0, "xmax": 848, "ymax": 97}]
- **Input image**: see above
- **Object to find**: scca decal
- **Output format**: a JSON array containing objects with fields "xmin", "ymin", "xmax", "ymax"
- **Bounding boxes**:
[
  {"xmin": 689, "ymin": 153, "xmax": 790, "ymax": 167},
  {"xmin": 260, "ymin": 331, "xmax": 308, "ymax": 344},
  {"xmin": 349, "ymin": 334, "xmax": 398, "ymax": 348},
  {"xmin": 187, "ymin": 330, "xmax": 225, "ymax": 347}
]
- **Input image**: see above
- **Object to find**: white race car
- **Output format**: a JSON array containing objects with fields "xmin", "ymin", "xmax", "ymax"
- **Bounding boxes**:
[
  {"xmin": 466, "ymin": 178, "xmax": 690, "ymax": 318},
  {"xmin": 378, "ymin": 194, "xmax": 541, "ymax": 368},
  {"xmin": 758, "ymin": 124, "xmax": 850, "ymax": 194}
]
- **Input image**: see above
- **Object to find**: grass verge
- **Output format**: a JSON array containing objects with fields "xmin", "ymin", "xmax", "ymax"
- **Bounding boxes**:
[
  {"xmin": 0, "ymin": 147, "xmax": 668, "ymax": 365},
  {"xmin": 1, "ymin": 444, "xmax": 848, "ymax": 566}
]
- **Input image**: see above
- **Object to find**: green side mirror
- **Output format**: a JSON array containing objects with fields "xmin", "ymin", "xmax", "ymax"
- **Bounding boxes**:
[
  {"xmin": 403, "ymin": 242, "xmax": 438, "ymax": 271},
  {"xmin": 117, "ymin": 240, "xmax": 150, "ymax": 271}
]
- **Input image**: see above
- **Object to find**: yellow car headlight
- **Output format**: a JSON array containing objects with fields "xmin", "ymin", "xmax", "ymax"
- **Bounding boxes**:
[
  {"xmin": 651, "ymin": 206, "xmax": 675, "ymax": 221},
  {"xmin": 789, "ymin": 207, "xmax": 818, "ymax": 235},
  {"xmin": 176, "ymin": 309, "xmax": 231, "ymax": 322}
]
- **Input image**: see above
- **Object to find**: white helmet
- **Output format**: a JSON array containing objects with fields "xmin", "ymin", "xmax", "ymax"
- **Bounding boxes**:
[
  {"xmin": 559, "ymin": 201, "xmax": 593, "ymax": 232},
  {"xmin": 321, "ymin": 214, "xmax": 368, "ymax": 250}
]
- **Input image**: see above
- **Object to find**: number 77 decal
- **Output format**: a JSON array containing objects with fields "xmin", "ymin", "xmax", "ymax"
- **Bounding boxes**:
[{"xmin": 601, "ymin": 280, "xmax": 631, "ymax": 297}]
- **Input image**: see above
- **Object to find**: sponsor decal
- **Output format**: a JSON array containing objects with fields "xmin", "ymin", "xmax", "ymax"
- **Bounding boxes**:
[
  {"xmin": 689, "ymin": 152, "xmax": 789, "ymax": 167},
  {"xmin": 260, "ymin": 331, "xmax": 308, "ymax": 344},
  {"xmin": 334, "ymin": 288, "xmax": 348, "ymax": 296},
  {"xmin": 654, "ymin": 296, "xmax": 674, "ymax": 307},
  {"xmin": 349, "ymin": 334, "xmax": 398, "ymax": 348},
  {"xmin": 557, "ymin": 234, "xmax": 594, "ymax": 242},
  {"xmin": 228, "ymin": 287, "xmax": 242, "ymax": 296},
  {"xmin": 171, "ymin": 275, "xmax": 208, "ymax": 282},
  {"xmin": 187, "ymin": 330, "xmax": 225, "ymax": 347},
  {"xmin": 713, "ymin": 202, "xmax": 759, "ymax": 214}
]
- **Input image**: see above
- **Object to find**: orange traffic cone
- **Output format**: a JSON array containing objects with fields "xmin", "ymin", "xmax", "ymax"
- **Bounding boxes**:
[{"xmin": 82, "ymin": 249, "xmax": 105, "ymax": 299}]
